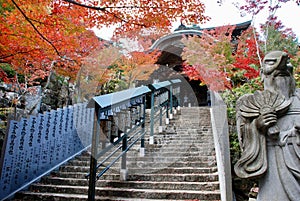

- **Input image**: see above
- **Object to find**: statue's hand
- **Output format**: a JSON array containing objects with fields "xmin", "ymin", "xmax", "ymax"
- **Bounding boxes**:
[{"xmin": 255, "ymin": 111, "xmax": 277, "ymax": 133}]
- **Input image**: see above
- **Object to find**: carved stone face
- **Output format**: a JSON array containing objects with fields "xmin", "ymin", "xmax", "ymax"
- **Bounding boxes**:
[
  {"xmin": 262, "ymin": 51, "xmax": 295, "ymax": 99},
  {"xmin": 262, "ymin": 51, "xmax": 290, "ymax": 75}
]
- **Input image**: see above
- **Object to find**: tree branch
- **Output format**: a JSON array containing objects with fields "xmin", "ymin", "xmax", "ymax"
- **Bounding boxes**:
[
  {"xmin": 0, "ymin": 32, "xmax": 37, "ymax": 41},
  {"xmin": 63, "ymin": 0, "xmax": 171, "ymax": 28},
  {"xmin": 103, "ymin": 9, "xmax": 147, "ymax": 27},
  {"xmin": 63, "ymin": 0, "xmax": 165, "ymax": 10},
  {"xmin": 0, "ymin": 49, "xmax": 38, "ymax": 60},
  {"xmin": 63, "ymin": 0, "xmax": 105, "ymax": 10},
  {"xmin": 11, "ymin": 0, "xmax": 61, "ymax": 57}
]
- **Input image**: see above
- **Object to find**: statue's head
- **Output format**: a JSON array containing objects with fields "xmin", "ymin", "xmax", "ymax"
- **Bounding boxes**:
[
  {"xmin": 261, "ymin": 50, "xmax": 295, "ymax": 98},
  {"xmin": 262, "ymin": 51, "xmax": 293, "ymax": 75}
]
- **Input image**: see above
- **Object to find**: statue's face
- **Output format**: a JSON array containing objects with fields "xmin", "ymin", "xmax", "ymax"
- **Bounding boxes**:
[
  {"xmin": 262, "ymin": 51, "xmax": 289, "ymax": 75},
  {"xmin": 262, "ymin": 51, "xmax": 295, "ymax": 99},
  {"xmin": 264, "ymin": 69, "xmax": 294, "ymax": 99}
]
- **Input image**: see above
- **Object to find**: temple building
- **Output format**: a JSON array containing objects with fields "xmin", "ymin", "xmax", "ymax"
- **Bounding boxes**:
[{"xmin": 143, "ymin": 20, "xmax": 251, "ymax": 106}]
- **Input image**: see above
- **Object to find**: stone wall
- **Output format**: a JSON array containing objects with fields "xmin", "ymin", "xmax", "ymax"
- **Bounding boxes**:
[{"xmin": 210, "ymin": 91, "xmax": 233, "ymax": 201}]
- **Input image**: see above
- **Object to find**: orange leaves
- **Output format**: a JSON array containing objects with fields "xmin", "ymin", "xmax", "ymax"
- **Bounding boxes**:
[
  {"xmin": 122, "ymin": 50, "xmax": 160, "ymax": 68},
  {"xmin": 183, "ymin": 64, "xmax": 231, "ymax": 91},
  {"xmin": 181, "ymin": 25, "xmax": 236, "ymax": 91},
  {"xmin": 77, "ymin": 45, "xmax": 121, "ymax": 98},
  {"xmin": 116, "ymin": 50, "xmax": 160, "ymax": 86},
  {"xmin": 62, "ymin": 0, "xmax": 209, "ymax": 36},
  {"xmin": 1, "ymin": 0, "xmax": 209, "ymax": 93},
  {"xmin": 84, "ymin": 44, "xmax": 121, "ymax": 69},
  {"xmin": 0, "ymin": 0, "xmax": 102, "ymax": 87}
]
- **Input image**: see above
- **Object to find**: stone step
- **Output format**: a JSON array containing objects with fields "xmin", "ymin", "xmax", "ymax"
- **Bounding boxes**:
[
  {"xmin": 55, "ymin": 154, "xmax": 216, "ymax": 170},
  {"xmin": 63, "ymin": 156, "xmax": 216, "ymax": 168},
  {"xmin": 122, "ymin": 137, "xmax": 214, "ymax": 143},
  {"xmin": 16, "ymin": 191, "xmax": 221, "ymax": 201},
  {"xmin": 146, "ymin": 140, "xmax": 215, "ymax": 145},
  {"xmin": 61, "ymin": 161, "xmax": 217, "ymax": 174},
  {"xmin": 69, "ymin": 153, "xmax": 216, "ymax": 166},
  {"xmin": 75, "ymin": 153, "xmax": 216, "ymax": 163},
  {"xmin": 54, "ymin": 172, "xmax": 219, "ymax": 182},
  {"xmin": 75, "ymin": 153, "xmax": 217, "ymax": 167},
  {"xmin": 40, "ymin": 177, "xmax": 220, "ymax": 191},
  {"xmin": 114, "ymin": 161, "xmax": 217, "ymax": 169},
  {"xmin": 57, "ymin": 166, "xmax": 218, "ymax": 175},
  {"xmin": 77, "ymin": 147, "xmax": 216, "ymax": 159},
  {"xmin": 22, "ymin": 184, "xmax": 220, "ymax": 200},
  {"xmin": 83, "ymin": 138, "xmax": 215, "ymax": 146},
  {"xmin": 151, "ymin": 131, "xmax": 212, "ymax": 137},
  {"xmin": 59, "ymin": 165, "xmax": 218, "ymax": 174}
]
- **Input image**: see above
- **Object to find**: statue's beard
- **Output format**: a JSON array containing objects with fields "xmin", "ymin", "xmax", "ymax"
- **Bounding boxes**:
[{"xmin": 265, "ymin": 75, "xmax": 295, "ymax": 99}]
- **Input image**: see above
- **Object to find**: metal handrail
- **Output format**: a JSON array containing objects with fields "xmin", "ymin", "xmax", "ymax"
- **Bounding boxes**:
[
  {"xmin": 86, "ymin": 81, "xmax": 182, "ymax": 200},
  {"xmin": 148, "ymin": 81, "xmax": 171, "ymax": 144},
  {"xmin": 96, "ymin": 129, "xmax": 146, "ymax": 180},
  {"xmin": 87, "ymin": 86, "xmax": 149, "ymax": 201},
  {"xmin": 85, "ymin": 119, "xmax": 145, "ymax": 179}
]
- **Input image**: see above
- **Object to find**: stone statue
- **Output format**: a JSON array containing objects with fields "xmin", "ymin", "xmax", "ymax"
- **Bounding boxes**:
[{"xmin": 234, "ymin": 50, "xmax": 300, "ymax": 201}]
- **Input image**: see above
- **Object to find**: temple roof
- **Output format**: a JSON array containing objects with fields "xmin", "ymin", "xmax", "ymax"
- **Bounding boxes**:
[
  {"xmin": 174, "ymin": 20, "xmax": 252, "ymax": 32},
  {"xmin": 150, "ymin": 20, "xmax": 251, "ymax": 65}
]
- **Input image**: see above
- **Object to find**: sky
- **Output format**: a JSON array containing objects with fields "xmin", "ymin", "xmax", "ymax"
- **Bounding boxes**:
[
  {"xmin": 199, "ymin": 0, "xmax": 300, "ymax": 39},
  {"xmin": 94, "ymin": 0, "xmax": 300, "ymax": 41}
]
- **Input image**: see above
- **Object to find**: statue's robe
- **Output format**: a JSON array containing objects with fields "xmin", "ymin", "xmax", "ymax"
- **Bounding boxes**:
[{"xmin": 235, "ymin": 91, "xmax": 300, "ymax": 201}]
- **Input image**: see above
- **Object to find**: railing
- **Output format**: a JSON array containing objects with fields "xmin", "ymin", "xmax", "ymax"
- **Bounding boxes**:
[
  {"xmin": 0, "ymin": 79, "xmax": 183, "ymax": 201},
  {"xmin": 148, "ymin": 80, "xmax": 171, "ymax": 144},
  {"xmin": 147, "ymin": 79, "xmax": 181, "ymax": 143},
  {"xmin": 86, "ymin": 80, "xmax": 182, "ymax": 200},
  {"xmin": 0, "ymin": 103, "xmax": 94, "ymax": 200},
  {"xmin": 170, "ymin": 79, "xmax": 182, "ymax": 116},
  {"xmin": 86, "ymin": 85, "xmax": 150, "ymax": 200}
]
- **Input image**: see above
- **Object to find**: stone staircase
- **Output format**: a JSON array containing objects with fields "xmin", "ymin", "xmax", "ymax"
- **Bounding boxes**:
[{"xmin": 14, "ymin": 107, "xmax": 221, "ymax": 201}]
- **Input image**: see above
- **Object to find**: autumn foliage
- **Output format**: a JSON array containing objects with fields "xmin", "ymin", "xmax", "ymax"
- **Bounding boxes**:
[
  {"xmin": 0, "ymin": 0, "xmax": 102, "ymax": 87},
  {"xmin": 181, "ymin": 25, "xmax": 236, "ymax": 91},
  {"xmin": 117, "ymin": 50, "xmax": 160, "ymax": 87},
  {"xmin": 0, "ymin": 0, "xmax": 209, "ymax": 80},
  {"xmin": 76, "ymin": 45, "xmax": 121, "ymax": 100},
  {"xmin": 74, "ymin": 39, "xmax": 162, "ymax": 101},
  {"xmin": 233, "ymin": 27, "xmax": 261, "ymax": 79}
]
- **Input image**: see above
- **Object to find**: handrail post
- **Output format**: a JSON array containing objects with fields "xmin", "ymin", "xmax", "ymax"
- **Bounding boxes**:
[
  {"xmin": 140, "ymin": 97, "xmax": 146, "ymax": 157},
  {"xmin": 88, "ymin": 106, "xmax": 100, "ymax": 201},
  {"xmin": 165, "ymin": 103, "xmax": 169, "ymax": 125},
  {"xmin": 86, "ymin": 86, "xmax": 151, "ymax": 199},
  {"xmin": 159, "ymin": 107, "xmax": 163, "ymax": 133},
  {"xmin": 149, "ymin": 90, "xmax": 155, "ymax": 144},
  {"xmin": 169, "ymin": 84, "xmax": 173, "ymax": 120},
  {"xmin": 120, "ymin": 134, "xmax": 128, "ymax": 181},
  {"xmin": 170, "ymin": 79, "xmax": 182, "ymax": 115},
  {"xmin": 148, "ymin": 81, "xmax": 172, "ymax": 143}
]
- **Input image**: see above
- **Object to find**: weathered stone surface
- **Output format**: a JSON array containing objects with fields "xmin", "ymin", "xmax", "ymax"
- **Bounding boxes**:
[{"xmin": 234, "ymin": 51, "xmax": 300, "ymax": 201}]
